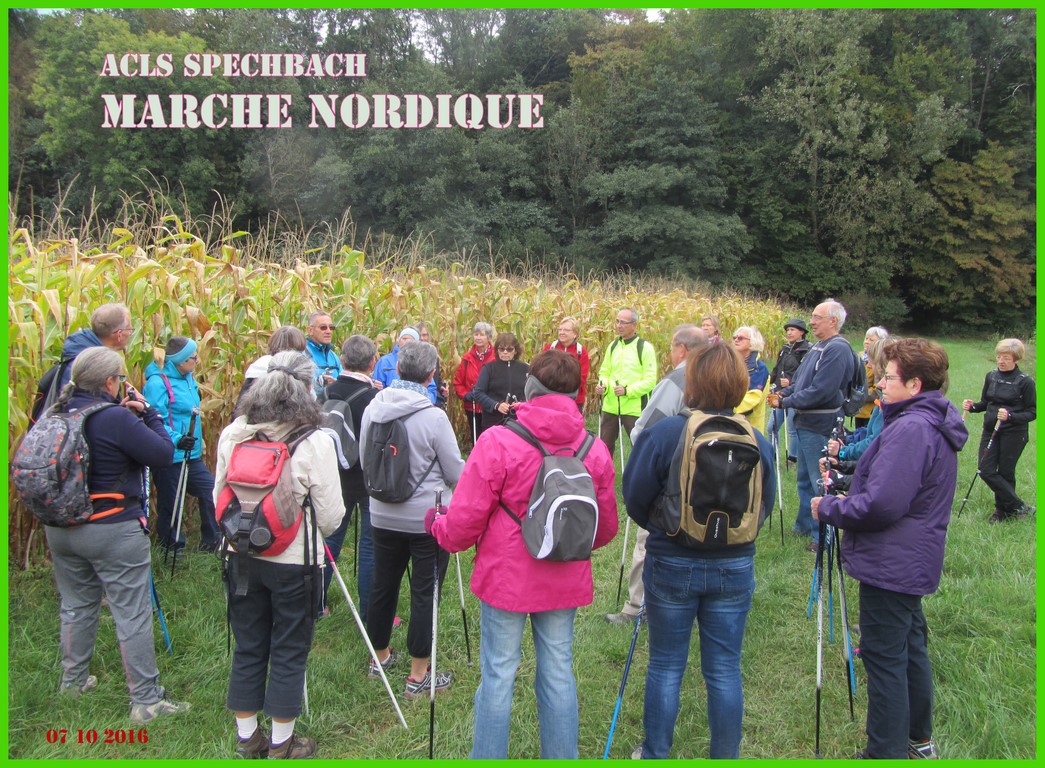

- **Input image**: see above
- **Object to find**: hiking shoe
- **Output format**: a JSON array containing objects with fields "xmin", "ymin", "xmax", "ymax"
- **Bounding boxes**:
[
  {"xmin": 367, "ymin": 648, "xmax": 399, "ymax": 680},
  {"xmin": 59, "ymin": 675, "xmax": 98, "ymax": 698},
  {"xmin": 631, "ymin": 744, "xmax": 644, "ymax": 759},
  {"xmin": 1014, "ymin": 504, "xmax": 1034, "ymax": 518},
  {"xmin": 403, "ymin": 668, "xmax": 452, "ymax": 700},
  {"xmin": 806, "ymin": 540, "xmax": 819, "ymax": 552},
  {"xmin": 988, "ymin": 510, "xmax": 1007, "ymax": 524},
  {"xmin": 237, "ymin": 726, "xmax": 269, "ymax": 759},
  {"xmin": 605, "ymin": 612, "xmax": 639, "ymax": 627},
  {"xmin": 267, "ymin": 733, "xmax": 316, "ymax": 759},
  {"xmin": 908, "ymin": 738, "xmax": 939, "ymax": 759},
  {"xmin": 129, "ymin": 690, "xmax": 190, "ymax": 724}
]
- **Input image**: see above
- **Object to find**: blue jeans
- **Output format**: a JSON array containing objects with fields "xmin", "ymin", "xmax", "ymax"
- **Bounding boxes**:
[
  {"xmin": 323, "ymin": 494, "xmax": 374, "ymax": 622},
  {"xmin": 470, "ymin": 602, "xmax": 579, "ymax": 759},
  {"xmin": 641, "ymin": 552, "xmax": 755, "ymax": 759},
  {"xmin": 794, "ymin": 429, "xmax": 829, "ymax": 542}
]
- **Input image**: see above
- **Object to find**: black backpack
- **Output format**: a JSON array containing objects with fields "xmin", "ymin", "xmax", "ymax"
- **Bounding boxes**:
[
  {"xmin": 362, "ymin": 407, "xmax": 436, "ymax": 503},
  {"xmin": 318, "ymin": 387, "xmax": 367, "ymax": 470},
  {"xmin": 12, "ymin": 401, "xmax": 123, "ymax": 527},
  {"xmin": 649, "ymin": 410, "xmax": 766, "ymax": 550},
  {"xmin": 499, "ymin": 421, "xmax": 600, "ymax": 562}
]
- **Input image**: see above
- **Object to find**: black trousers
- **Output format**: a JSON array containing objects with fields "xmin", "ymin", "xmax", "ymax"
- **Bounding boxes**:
[
  {"xmin": 226, "ymin": 558, "xmax": 315, "ymax": 719},
  {"xmin": 599, "ymin": 412, "xmax": 638, "ymax": 459},
  {"xmin": 858, "ymin": 582, "xmax": 933, "ymax": 759},
  {"xmin": 978, "ymin": 427, "xmax": 1028, "ymax": 514},
  {"xmin": 365, "ymin": 527, "xmax": 448, "ymax": 659}
]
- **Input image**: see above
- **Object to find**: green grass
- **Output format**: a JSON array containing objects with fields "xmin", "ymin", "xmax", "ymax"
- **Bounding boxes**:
[{"xmin": 7, "ymin": 337, "xmax": 1035, "ymax": 760}]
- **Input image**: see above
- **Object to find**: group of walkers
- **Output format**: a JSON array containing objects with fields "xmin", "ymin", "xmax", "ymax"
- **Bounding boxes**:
[{"xmin": 21, "ymin": 297, "xmax": 1035, "ymax": 759}]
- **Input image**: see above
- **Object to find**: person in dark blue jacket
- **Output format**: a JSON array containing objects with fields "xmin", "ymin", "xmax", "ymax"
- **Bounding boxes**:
[
  {"xmin": 143, "ymin": 336, "xmax": 221, "ymax": 552},
  {"xmin": 44, "ymin": 346, "xmax": 189, "ymax": 723},
  {"xmin": 623, "ymin": 342, "xmax": 775, "ymax": 759},
  {"xmin": 814, "ymin": 338, "xmax": 968, "ymax": 760}
]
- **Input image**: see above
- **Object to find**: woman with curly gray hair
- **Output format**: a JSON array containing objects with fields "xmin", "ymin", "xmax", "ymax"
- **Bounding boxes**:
[{"xmin": 215, "ymin": 351, "xmax": 345, "ymax": 759}]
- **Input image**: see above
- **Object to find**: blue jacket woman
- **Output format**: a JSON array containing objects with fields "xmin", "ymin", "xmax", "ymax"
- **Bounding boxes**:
[
  {"xmin": 143, "ymin": 336, "xmax": 221, "ymax": 551},
  {"xmin": 623, "ymin": 343, "xmax": 775, "ymax": 759},
  {"xmin": 814, "ymin": 339, "xmax": 968, "ymax": 759}
]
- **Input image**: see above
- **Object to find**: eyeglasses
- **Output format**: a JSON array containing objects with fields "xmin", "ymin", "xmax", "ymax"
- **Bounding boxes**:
[
  {"xmin": 732, "ymin": 335, "xmax": 749, "ymax": 341},
  {"xmin": 881, "ymin": 374, "xmax": 905, "ymax": 382},
  {"xmin": 315, "ymin": 324, "xmax": 335, "ymax": 331},
  {"xmin": 497, "ymin": 346, "xmax": 515, "ymax": 352},
  {"xmin": 189, "ymin": 354, "xmax": 200, "ymax": 361},
  {"xmin": 117, "ymin": 326, "xmax": 134, "ymax": 334},
  {"xmin": 615, "ymin": 319, "xmax": 636, "ymax": 325},
  {"xmin": 810, "ymin": 314, "xmax": 827, "ymax": 321}
]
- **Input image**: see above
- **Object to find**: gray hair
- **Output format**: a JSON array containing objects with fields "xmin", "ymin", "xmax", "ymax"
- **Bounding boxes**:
[
  {"xmin": 237, "ymin": 351, "xmax": 320, "ymax": 428},
  {"xmin": 473, "ymin": 322, "xmax": 494, "ymax": 340},
  {"xmin": 307, "ymin": 311, "xmax": 331, "ymax": 327},
  {"xmin": 865, "ymin": 326, "xmax": 889, "ymax": 341},
  {"xmin": 822, "ymin": 299, "xmax": 847, "ymax": 331},
  {"xmin": 55, "ymin": 347, "xmax": 123, "ymax": 410},
  {"xmin": 90, "ymin": 303, "xmax": 130, "ymax": 340},
  {"xmin": 620, "ymin": 307, "xmax": 639, "ymax": 323},
  {"xmin": 398, "ymin": 341, "xmax": 438, "ymax": 384},
  {"xmin": 341, "ymin": 335, "xmax": 377, "ymax": 372},
  {"xmin": 673, "ymin": 324, "xmax": 707, "ymax": 350},
  {"xmin": 734, "ymin": 325, "xmax": 765, "ymax": 353},
  {"xmin": 268, "ymin": 326, "xmax": 307, "ymax": 354}
]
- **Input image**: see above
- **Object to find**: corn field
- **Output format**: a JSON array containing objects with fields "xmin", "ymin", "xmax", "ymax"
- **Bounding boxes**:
[{"xmin": 8, "ymin": 206, "xmax": 798, "ymax": 565}]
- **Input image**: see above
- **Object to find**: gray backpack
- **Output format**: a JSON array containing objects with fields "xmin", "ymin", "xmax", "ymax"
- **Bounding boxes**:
[
  {"xmin": 318, "ymin": 388, "xmax": 366, "ymax": 470},
  {"xmin": 499, "ymin": 420, "xmax": 599, "ymax": 561},
  {"xmin": 12, "ymin": 401, "xmax": 119, "ymax": 527}
]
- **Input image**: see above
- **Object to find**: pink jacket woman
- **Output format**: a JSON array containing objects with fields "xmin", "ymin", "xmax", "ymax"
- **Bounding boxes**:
[{"xmin": 431, "ymin": 393, "xmax": 618, "ymax": 611}]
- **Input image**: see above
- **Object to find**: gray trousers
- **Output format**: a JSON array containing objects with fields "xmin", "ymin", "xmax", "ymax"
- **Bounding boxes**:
[{"xmin": 46, "ymin": 520, "xmax": 163, "ymax": 705}]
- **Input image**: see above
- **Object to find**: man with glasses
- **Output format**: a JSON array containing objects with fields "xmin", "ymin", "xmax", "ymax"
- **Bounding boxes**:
[
  {"xmin": 594, "ymin": 308, "xmax": 658, "ymax": 456},
  {"xmin": 33, "ymin": 303, "xmax": 135, "ymax": 423},
  {"xmin": 606, "ymin": 324, "xmax": 707, "ymax": 626},
  {"xmin": 305, "ymin": 311, "xmax": 341, "ymax": 391},
  {"xmin": 767, "ymin": 299, "xmax": 856, "ymax": 551}
]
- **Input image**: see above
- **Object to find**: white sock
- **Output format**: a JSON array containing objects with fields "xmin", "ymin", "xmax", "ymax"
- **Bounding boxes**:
[
  {"xmin": 271, "ymin": 719, "xmax": 296, "ymax": 746},
  {"xmin": 236, "ymin": 714, "xmax": 258, "ymax": 740}
]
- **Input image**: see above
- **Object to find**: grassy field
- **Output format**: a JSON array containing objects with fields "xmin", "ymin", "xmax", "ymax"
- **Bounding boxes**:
[{"xmin": 6, "ymin": 337, "xmax": 1035, "ymax": 760}]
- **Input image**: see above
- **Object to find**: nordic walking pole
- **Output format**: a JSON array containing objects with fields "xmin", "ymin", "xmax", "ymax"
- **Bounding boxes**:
[
  {"xmin": 430, "ymin": 489, "xmax": 442, "ymax": 760},
  {"xmin": 303, "ymin": 671, "xmax": 310, "ymax": 718},
  {"xmin": 603, "ymin": 606, "xmax": 644, "ymax": 759},
  {"xmin": 149, "ymin": 570, "xmax": 174, "ymax": 655},
  {"xmin": 455, "ymin": 551, "xmax": 473, "ymax": 666},
  {"xmin": 826, "ymin": 527, "xmax": 835, "ymax": 644},
  {"xmin": 471, "ymin": 409, "xmax": 478, "ymax": 450},
  {"xmin": 956, "ymin": 417, "xmax": 1000, "ymax": 518},
  {"xmin": 353, "ymin": 502, "xmax": 360, "ymax": 580},
  {"xmin": 164, "ymin": 458, "xmax": 189, "ymax": 566},
  {"xmin": 836, "ymin": 534, "xmax": 856, "ymax": 719},
  {"xmin": 772, "ymin": 424, "xmax": 785, "ymax": 545},
  {"xmin": 814, "ymin": 520, "xmax": 826, "ymax": 758},
  {"xmin": 324, "ymin": 543, "xmax": 408, "ymax": 730},
  {"xmin": 170, "ymin": 407, "xmax": 199, "ymax": 577},
  {"xmin": 614, "ymin": 386, "xmax": 631, "ymax": 608}
]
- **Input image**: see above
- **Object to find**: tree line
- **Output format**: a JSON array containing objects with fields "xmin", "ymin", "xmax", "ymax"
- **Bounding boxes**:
[{"xmin": 9, "ymin": 8, "xmax": 1035, "ymax": 332}]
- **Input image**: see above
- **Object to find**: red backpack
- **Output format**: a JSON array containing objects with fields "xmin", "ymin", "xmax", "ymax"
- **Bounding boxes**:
[{"xmin": 216, "ymin": 428, "xmax": 315, "ymax": 594}]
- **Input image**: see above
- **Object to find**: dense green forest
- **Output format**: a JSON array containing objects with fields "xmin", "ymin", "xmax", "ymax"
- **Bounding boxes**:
[{"xmin": 8, "ymin": 8, "xmax": 1036, "ymax": 331}]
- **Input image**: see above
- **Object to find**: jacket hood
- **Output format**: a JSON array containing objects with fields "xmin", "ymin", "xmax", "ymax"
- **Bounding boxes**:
[
  {"xmin": 145, "ymin": 359, "xmax": 190, "ymax": 380},
  {"xmin": 62, "ymin": 329, "xmax": 103, "ymax": 358},
  {"xmin": 221, "ymin": 414, "xmax": 304, "ymax": 445},
  {"xmin": 366, "ymin": 385, "xmax": 433, "ymax": 423},
  {"xmin": 512, "ymin": 395, "xmax": 585, "ymax": 443},
  {"xmin": 883, "ymin": 390, "xmax": 968, "ymax": 452},
  {"xmin": 244, "ymin": 355, "xmax": 273, "ymax": 380}
]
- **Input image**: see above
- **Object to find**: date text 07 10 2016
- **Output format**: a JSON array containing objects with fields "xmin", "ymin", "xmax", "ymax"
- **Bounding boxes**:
[{"xmin": 46, "ymin": 728, "xmax": 148, "ymax": 745}]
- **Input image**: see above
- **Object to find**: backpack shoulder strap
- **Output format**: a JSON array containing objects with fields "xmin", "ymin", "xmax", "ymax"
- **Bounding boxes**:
[
  {"xmin": 285, "ymin": 426, "xmax": 318, "ymax": 454},
  {"xmin": 637, "ymin": 337, "xmax": 646, "ymax": 364},
  {"xmin": 574, "ymin": 431, "xmax": 597, "ymax": 461},
  {"xmin": 503, "ymin": 419, "xmax": 550, "ymax": 457}
]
